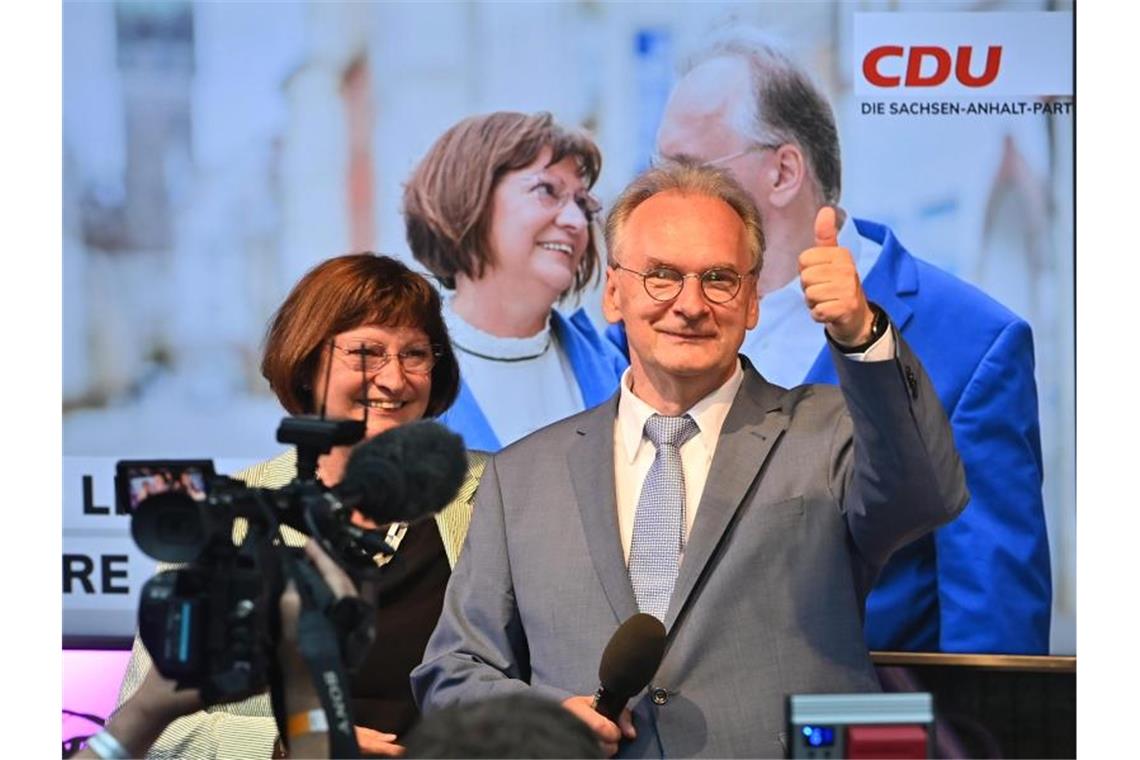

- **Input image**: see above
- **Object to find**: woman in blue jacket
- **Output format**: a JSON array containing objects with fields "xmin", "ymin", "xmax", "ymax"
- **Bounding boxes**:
[{"xmin": 403, "ymin": 111, "xmax": 626, "ymax": 451}]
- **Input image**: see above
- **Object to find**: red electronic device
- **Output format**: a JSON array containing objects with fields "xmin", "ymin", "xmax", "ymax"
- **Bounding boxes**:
[
  {"xmin": 787, "ymin": 693, "xmax": 933, "ymax": 758},
  {"xmin": 846, "ymin": 724, "xmax": 928, "ymax": 759}
]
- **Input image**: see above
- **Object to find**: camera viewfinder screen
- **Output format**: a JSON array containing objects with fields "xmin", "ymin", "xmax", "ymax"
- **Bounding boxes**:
[{"xmin": 118, "ymin": 462, "xmax": 215, "ymax": 511}]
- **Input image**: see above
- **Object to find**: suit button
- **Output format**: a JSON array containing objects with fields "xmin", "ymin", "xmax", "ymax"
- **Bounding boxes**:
[
  {"xmin": 651, "ymin": 688, "xmax": 669, "ymax": 705},
  {"xmin": 905, "ymin": 365, "xmax": 918, "ymax": 399}
]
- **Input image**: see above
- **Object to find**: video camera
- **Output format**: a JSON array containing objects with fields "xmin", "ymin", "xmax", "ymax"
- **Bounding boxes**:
[{"xmin": 117, "ymin": 416, "xmax": 467, "ymax": 708}]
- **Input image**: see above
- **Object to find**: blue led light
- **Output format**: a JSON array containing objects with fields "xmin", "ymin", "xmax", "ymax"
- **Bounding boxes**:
[
  {"xmin": 179, "ymin": 601, "xmax": 191, "ymax": 663},
  {"xmin": 802, "ymin": 726, "xmax": 835, "ymax": 748}
]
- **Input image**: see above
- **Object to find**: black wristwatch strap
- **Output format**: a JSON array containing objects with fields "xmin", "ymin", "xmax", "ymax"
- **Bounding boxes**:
[{"xmin": 830, "ymin": 302, "xmax": 888, "ymax": 354}]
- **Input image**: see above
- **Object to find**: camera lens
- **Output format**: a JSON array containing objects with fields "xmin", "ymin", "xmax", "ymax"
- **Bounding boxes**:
[{"xmin": 131, "ymin": 491, "xmax": 210, "ymax": 563}]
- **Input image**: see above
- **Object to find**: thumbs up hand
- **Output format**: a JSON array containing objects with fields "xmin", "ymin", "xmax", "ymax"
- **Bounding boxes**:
[{"xmin": 798, "ymin": 206, "xmax": 875, "ymax": 347}]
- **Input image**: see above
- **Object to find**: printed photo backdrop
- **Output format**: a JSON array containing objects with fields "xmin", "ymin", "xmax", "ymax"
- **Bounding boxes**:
[{"xmin": 62, "ymin": 0, "xmax": 1074, "ymax": 656}]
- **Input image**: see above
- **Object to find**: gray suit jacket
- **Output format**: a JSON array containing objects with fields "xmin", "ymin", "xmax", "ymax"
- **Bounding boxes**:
[{"xmin": 412, "ymin": 334, "xmax": 967, "ymax": 758}]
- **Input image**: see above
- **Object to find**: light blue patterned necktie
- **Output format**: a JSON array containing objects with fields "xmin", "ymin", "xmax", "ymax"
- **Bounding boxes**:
[{"xmin": 628, "ymin": 413, "xmax": 700, "ymax": 622}]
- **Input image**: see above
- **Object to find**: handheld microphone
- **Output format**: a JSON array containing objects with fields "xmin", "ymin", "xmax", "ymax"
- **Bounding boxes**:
[
  {"xmin": 330, "ymin": 420, "xmax": 468, "ymax": 525},
  {"xmin": 592, "ymin": 613, "xmax": 667, "ymax": 721}
]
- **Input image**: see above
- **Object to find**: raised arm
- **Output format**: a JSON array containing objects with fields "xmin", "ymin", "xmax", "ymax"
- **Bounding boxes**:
[
  {"xmin": 800, "ymin": 207, "xmax": 968, "ymax": 573},
  {"xmin": 828, "ymin": 331, "xmax": 970, "ymax": 574}
]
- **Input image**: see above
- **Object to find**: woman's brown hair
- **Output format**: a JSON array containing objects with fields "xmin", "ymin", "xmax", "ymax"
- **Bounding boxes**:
[
  {"xmin": 403, "ymin": 111, "xmax": 603, "ymax": 293},
  {"xmin": 261, "ymin": 253, "xmax": 460, "ymax": 418}
]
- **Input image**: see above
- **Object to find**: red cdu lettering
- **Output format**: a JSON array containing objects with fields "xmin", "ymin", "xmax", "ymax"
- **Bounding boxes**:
[
  {"xmin": 863, "ymin": 45, "xmax": 904, "ymax": 87},
  {"xmin": 955, "ymin": 45, "xmax": 1002, "ymax": 87},
  {"xmin": 863, "ymin": 45, "xmax": 1004, "ymax": 89},
  {"xmin": 905, "ymin": 46, "xmax": 953, "ymax": 87}
]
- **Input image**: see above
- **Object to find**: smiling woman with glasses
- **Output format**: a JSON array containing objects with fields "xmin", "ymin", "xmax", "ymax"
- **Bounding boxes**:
[
  {"xmin": 403, "ymin": 111, "xmax": 627, "ymax": 452},
  {"xmin": 114, "ymin": 253, "xmax": 489, "ymax": 759}
]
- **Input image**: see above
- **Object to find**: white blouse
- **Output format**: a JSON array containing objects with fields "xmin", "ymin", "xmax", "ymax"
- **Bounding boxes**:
[{"xmin": 444, "ymin": 299, "xmax": 585, "ymax": 447}]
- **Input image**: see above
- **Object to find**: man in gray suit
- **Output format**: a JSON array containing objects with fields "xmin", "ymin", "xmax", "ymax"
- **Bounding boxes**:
[{"xmin": 412, "ymin": 161, "xmax": 967, "ymax": 758}]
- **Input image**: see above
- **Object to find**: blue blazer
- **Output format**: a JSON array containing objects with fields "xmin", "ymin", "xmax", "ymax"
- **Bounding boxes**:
[
  {"xmin": 605, "ymin": 219, "xmax": 1052, "ymax": 654},
  {"xmin": 439, "ymin": 308, "xmax": 627, "ymax": 453}
]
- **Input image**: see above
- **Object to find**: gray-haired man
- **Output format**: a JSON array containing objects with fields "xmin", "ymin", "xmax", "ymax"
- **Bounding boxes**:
[{"xmin": 413, "ymin": 162, "xmax": 966, "ymax": 757}]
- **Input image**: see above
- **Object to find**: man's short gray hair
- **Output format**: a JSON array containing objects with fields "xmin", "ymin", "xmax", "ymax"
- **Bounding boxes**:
[
  {"xmin": 682, "ymin": 27, "xmax": 842, "ymax": 207},
  {"xmin": 604, "ymin": 159, "xmax": 765, "ymax": 273}
]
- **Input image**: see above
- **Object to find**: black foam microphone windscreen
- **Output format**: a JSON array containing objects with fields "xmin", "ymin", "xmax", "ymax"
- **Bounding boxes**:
[
  {"xmin": 593, "ymin": 613, "xmax": 667, "ymax": 721},
  {"xmin": 334, "ymin": 420, "xmax": 467, "ymax": 525}
]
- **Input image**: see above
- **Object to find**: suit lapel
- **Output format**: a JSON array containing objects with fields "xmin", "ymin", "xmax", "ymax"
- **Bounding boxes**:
[
  {"xmin": 567, "ymin": 395, "xmax": 640, "ymax": 624},
  {"xmin": 553, "ymin": 309, "xmax": 621, "ymax": 407},
  {"xmin": 440, "ymin": 381, "xmax": 502, "ymax": 452},
  {"xmin": 666, "ymin": 366, "xmax": 789, "ymax": 630}
]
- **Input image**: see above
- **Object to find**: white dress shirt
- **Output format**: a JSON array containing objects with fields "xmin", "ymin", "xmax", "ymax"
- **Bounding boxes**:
[
  {"xmin": 613, "ymin": 324, "xmax": 895, "ymax": 567},
  {"xmin": 613, "ymin": 362, "xmax": 745, "ymax": 565}
]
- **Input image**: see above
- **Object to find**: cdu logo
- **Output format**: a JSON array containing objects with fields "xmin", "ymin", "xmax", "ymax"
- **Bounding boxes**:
[
  {"xmin": 863, "ymin": 46, "xmax": 1002, "ymax": 88},
  {"xmin": 854, "ymin": 12, "xmax": 1072, "ymax": 97}
]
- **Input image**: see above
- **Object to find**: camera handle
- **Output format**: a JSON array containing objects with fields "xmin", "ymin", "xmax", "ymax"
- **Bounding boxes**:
[
  {"xmin": 276, "ymin": 417, "xmax": 366, "ymax": 483},
  {"xmin": 269, "ymin": 551, "xmax": 363, "ymax": 758}
]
